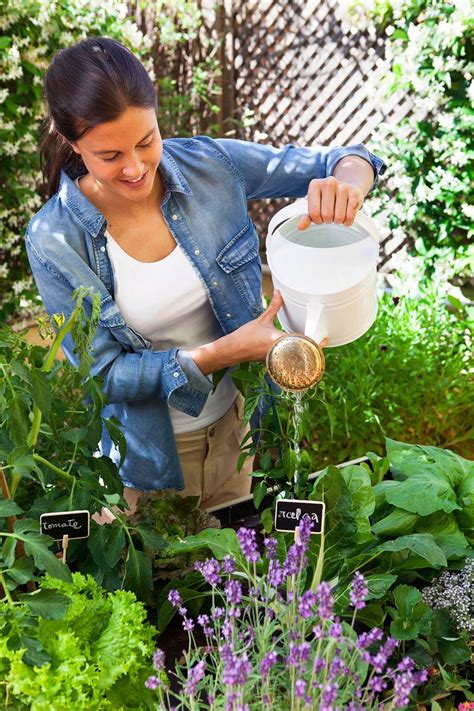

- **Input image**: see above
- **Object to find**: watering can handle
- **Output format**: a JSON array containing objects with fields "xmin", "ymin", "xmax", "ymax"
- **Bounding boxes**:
[{"xmin": 267, "ymin": 198, "xmax": 380, "ymax": 244}]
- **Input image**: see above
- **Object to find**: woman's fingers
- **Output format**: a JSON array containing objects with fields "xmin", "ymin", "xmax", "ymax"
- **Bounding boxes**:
[{"xmin": 298, "ymin": 177, "xmax": 364, "ymax": 229}]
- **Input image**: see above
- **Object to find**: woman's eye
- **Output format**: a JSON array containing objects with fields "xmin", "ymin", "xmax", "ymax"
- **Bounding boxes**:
[{"xmin": 103, "ymin": 139, "xmax": 153, "ymax": 163}]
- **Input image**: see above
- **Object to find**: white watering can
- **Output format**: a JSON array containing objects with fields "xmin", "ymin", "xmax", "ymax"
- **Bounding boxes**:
[{"xmin": 266, "ymin": 197, "xmax": 381, "ymax": 348}]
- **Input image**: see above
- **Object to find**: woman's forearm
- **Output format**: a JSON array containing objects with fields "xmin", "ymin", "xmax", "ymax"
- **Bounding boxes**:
[
  {"xmin": 333, "ymin": 155, "xmax": 375, "ymax": 196},
  {"xmin": 187, "ymin": 332, "xmax": 242, "ymax": 375}
]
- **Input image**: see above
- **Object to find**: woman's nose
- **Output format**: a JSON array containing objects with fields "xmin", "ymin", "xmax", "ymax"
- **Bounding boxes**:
[{"xmin": 121, "ymin": 157, "xmax": 145, "ymax": 178}]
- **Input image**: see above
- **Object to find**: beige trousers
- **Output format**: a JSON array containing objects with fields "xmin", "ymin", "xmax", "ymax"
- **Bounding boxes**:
[{"xmin": 175, "ymin": 392, "xmax": 254, "ymax": 509}]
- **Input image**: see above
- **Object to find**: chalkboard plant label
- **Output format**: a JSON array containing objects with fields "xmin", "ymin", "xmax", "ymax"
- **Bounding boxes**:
[
  {"xmin": 40, "ymin": 510, "xmax": 90, "ymax": 541},
  {"xmin": 274, "ymin": 499, "xmax": 325, "ymax": 534}
]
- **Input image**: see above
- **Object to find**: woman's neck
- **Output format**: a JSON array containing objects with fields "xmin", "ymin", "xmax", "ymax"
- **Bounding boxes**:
[{"xmin": 78, "ymin": 169, "xmax": 164, "ymax": 219}]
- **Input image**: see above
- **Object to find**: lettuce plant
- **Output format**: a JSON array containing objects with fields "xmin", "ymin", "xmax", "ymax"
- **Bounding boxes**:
[{"xmin": 0, "ymin": 572, "xmax": 156, "ymax": 709}]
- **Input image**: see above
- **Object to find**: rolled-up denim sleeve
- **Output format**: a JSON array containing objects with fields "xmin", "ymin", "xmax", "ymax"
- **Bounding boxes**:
[
  {"xmin": 215, "ymin": 138, "xmax": 387, "ymax": 198},
  {"xmin": 25, "ymin": 238, "xmax": 212, "ymax": 417}
]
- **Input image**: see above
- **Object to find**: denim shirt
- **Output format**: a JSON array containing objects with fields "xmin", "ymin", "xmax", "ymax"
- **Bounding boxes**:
[{"xmin": 25, "ymin": 136, "xmax": 386, "ymax": 491}]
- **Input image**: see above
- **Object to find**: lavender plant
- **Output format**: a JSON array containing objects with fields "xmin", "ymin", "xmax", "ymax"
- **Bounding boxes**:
[
  {"xmin": 146, "ymin": 520, "xmax": 428, "ymax": 709},
  {"xmin": 423, "ymin": 558, "xmax": 474, "ymax": 638}
]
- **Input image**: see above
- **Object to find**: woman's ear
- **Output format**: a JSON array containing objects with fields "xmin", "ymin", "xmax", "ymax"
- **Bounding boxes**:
[{"xmin": 69, "ymin": 142, "xmax": 81, "ymax": 156}]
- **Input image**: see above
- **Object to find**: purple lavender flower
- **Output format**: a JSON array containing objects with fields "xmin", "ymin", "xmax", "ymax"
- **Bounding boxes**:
[
  {"xmin": 369, "ymin": 675, "xmax": 387, "ymax": 693},
  {"xmin": 197, "ymin": 614, "xmax": 214, "ymax": 636},
  {"xmin": 286, "ymin": 641, "xmax": 311, "ymax": 672},
  {"xmin": 225, "ymin": 579, "xmax": 242, "ymax": 605},
  {"xmin": 222, "ymin": 555, "xmax": 236, "ymax": 574},
  {"xmin": 152, "ymin": 648, "xmax": 165, "ymax": 672},
  {"xmin": 267, "ymin": 559, "xmax": 285, "ymax": 588},
  {"xmin": 184, "ymin": 659, "xmax": 206, "ymax": 696},
  {"xmin": 321, "ymin": 681, "xmax": 338, "ymax": 709},
  {"xmin": 264, "ymin": 536, "xmax": 278, "ymax": 560},
  {"xmin": 237, "ymin": 528, "xmax": 261, "ymax": 562},
  {"xmin": 350, "ymin": 571, "xmax": 368, "ymax": 610},
  {"xmin": 260, "ymin": 650, "xmax": 278, "ymax": 677},
  {"xmin": 328, "ymin": 657, "xmax": 345, "ymax": 680},
  {"xmin": 298, "ymin": 590, "xmax": 317, "ymax": 619},
  {"xmin": 298, "ymin": 515, "xmax": 313, "ymax": 544},
  {"xmin": 211, "ymin": 606, "xmax": 225, "ymax": 620},
  {"xmin": 145, "ymin": 674, "xmax": 160, "ymax": 690},
  {"xmin": 356, "ymin": 627, "xmax": 383, "ymax": 649},
  {"xmin": 329, "ymin": 618, "xmax": 343, "ymax": 643},
  {"xmin": 223, "ymin": 653, "xmax": 252, "ymax": 687},
  {"xmin": 316, "ymin": 581, "xmax": 334, "ymax": 621},
  {"xmin": 313, "ymin": 655, "xmax": 325, "ymax": 675},
  {"xmin": 168, "ymin": 589, "xmax": 182, "ymax": 608},
  {"xmin": 393, "ymin": 670, "xmax": 420, "ymax": 707},
  {"xmin": 283, "ymin": 540, "xmax": 308, "ymax": 577},
  {"xmin": 397, "ymin": 656, "xmax": 415, "ymax": 673},
  {"xmin": 196, "ymin": 558, "xmax": 222, "ymax": 586},
  {"xmin": 182, "ymin": 617, "xmax": 195, "ymax": 633},
  {"xmin": 294, "ymin": 678, "xmax": 306, "ymax": 699}
]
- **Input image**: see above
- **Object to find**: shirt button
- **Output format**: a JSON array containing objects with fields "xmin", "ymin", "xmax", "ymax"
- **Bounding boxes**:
[
  {"xmin": 100, "ymin": 246, "xmax": 106, "ymax": 252},
  {"xmin": 213, "ymin": 280, "xmax": 218, "ymax": 287},
  {"xmin": 171, "ymin": 214, "xmax": 178, "ymax": 221},
  {"xmin": 208, "ymin": 427, "xmax": 215, "ymax": 437},
  {"xmin": 226, "ymin": 312, "xmax": 232, "ymax": 318},
  {"xmin": 173, "ymin": 371, "xmax": 179, "ymax": 378},
  {"xmin": 194, "ymin": 249, "xmax": 200, "ymax": 256}
]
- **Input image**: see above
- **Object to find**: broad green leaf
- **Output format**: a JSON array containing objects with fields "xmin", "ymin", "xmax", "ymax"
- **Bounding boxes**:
[
  {"xmin": 0, "ymin": 498, "xmax": 23, "ymax": 517},
  {"xmin": 386, "ymin": 438, "xmax": 472, "ymax": 488},
  {"xmin": 456, "ymin": 472, "xmax": 474, "ymax": 540},
  {"xmin": 340, "ymin": 464, "xmax": 375, "ymax": 544},
  {"xmin": 365, "ymin": 573, "xmax": 398, "ymax": 600},
  {"xmin": 310, "ymin": 466, "xmax": 357, "ymax": 554},
  {"xmin": 122, "ymin": 545, "xmax": 152, "ymax": 600},
  {"xmin": 372, "ymin": 509, "xmax": 418, "ymax": 538},
  {"xmin": 135, "ymin": 524, "xmax": 168, "ymax": 552},
  {"xmin": 2, "ymin": 536, "xmax": 17, "ymax": 566},
  {"xmin": 18, "ymin": 589, "xmax": 71, "ymax": 619},
  {"xmin": 389, "ymin": 585, "xmax": 433, "ymax": 640},
  {"xmin": 31, "ymin": 369, "xmax": 51, "ymax": 418},
  {"xmin": 384, "ymin": 475, "xmax": 460, "ymax": 516},
  {"xmin": 167, "ymin": 527, "xmax": 242, "ymax": 561},
  {"xmin": 156, "ymin": 577, "xmax": 206, "ymax": 634},
  {"xmin": 7, "ymin": 558, "xmax": 35, "ymax": 584},
  {"xmin": 253, "ymin": 481, "xmax": 267, "ymax": 509},
  {"xmin": 88, "ymin": 524, "xmax": 109, "ymax": 569},
  {"xmin": 104, "ymin": 525, "xmax": 126, "ymax": 568},
  {"xmin": 61, "ymin": 427, "xmax": 89, "ymax": 444},
  {"xmin": 7, "ymin": 447, "xmax": 42, "ymax": 480},
  {"xmin": 438, "ymin": 638, "xmax": 471, "ymax": 666},
  {"xmin": 13, "ymin": 518, "xmax": 72, "ymax": 582},
  {"xmin": 5, "ymin": 391, "xmax": 30, "ymax": 446},
  {"xmin": 415, "ymin": 512, "xmax": 469, "ymax": 559},
  {"xmin": 375, "ymin": 534, "xmax": 447, "ymax": 568}
]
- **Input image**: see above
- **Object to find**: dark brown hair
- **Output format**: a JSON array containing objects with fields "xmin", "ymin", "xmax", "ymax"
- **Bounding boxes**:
[{"xmin": 40, "ymin": 37, "xmax": 157, "ymax": 198}]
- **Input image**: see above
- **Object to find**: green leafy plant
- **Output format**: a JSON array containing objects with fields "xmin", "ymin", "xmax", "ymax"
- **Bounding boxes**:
[
  {"xmin": 345, "ymin": 0, "xmax": 473, "ymax": 278},
  {"xmin": 0, "ymin": 0, "xmax": 153, "ymax": 322},
  {"xmin": 232, "ymin": 287, "xmax": 472, "ymax": 503},
  {"xmin": 0, "ymin": 288, "xmax": 169, "ymax": 601},
  {"xmin": 0, "ymin": 572, "xmax": 156, "ymax": 709}
]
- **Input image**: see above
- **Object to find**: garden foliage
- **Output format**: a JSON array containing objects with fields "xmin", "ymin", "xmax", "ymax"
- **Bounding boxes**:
[
  {"xmin": 0, "ymin": 573, "xmax": 156, "ymax": 709},
  {"xmin": 344, "ymin": 0, "xmax": 473, "ymax": 278},
  {"xmin": 0, "ymin": 0, "xmax": 153, "ymax": 322}
]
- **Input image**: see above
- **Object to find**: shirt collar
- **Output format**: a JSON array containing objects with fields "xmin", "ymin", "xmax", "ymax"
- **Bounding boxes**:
[{"xmin": 58, "ymin": 147, "xmax": 192, "ymax": 239}]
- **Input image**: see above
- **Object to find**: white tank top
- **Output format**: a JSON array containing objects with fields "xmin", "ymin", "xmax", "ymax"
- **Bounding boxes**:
[{"xmin": 105, "ymin": 231, "xmax": 238, "ymax": 433}]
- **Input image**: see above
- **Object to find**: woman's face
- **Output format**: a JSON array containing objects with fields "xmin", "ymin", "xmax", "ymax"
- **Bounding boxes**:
[{"xmin": 70, "ymin": 106, "xmax": 163, "ymax": 203}]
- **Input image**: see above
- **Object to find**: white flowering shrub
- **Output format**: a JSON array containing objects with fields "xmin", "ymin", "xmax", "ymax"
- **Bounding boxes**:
[
  {"xmin": 0, "ymin": 0, "xmax": 152, "ymax": 321},
  {"xmin": 343, "ymin": 0, "xmax": 473, "ymax": 280}
]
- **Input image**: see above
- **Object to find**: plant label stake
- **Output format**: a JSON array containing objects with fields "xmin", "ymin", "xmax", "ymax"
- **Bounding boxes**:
[
  {"xmin": 40, "ymin": 510, "xmax": 90, "ymax": 564},
  {"xmin": 274, "ymin": 499, "xmax": 325, "ymax": 535}
]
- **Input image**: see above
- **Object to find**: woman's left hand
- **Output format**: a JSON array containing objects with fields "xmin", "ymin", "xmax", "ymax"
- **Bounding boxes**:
[{"xmin": 297, "ymin": 176, "xmax": 364, "ymax": 230}]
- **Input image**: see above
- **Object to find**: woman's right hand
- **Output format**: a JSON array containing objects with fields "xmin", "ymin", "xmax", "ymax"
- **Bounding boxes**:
[{"xmin": 232, "ymin": 290, "xmax": 284, "ymax": 363}]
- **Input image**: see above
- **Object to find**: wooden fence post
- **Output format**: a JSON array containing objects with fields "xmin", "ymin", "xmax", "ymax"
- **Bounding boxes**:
[{"xmin": 216, "ymin": 0, "xmax": 235, "ymax": 136}]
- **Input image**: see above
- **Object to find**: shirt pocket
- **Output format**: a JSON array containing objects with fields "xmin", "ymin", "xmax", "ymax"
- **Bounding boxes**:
[
  {"xmin": 99, "ymin": 295, "xmax": 152, "ymax": 351},
  {"xmin": 216, "ymin": 219, "xmax": 263, "ymax": 318}
]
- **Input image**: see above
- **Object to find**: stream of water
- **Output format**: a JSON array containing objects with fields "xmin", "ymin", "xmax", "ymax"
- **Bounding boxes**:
[{"xmin": 287, "ymin": 390, "xmax": 305, "ymax": 491}]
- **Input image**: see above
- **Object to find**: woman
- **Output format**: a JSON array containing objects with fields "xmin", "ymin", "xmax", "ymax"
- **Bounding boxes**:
[{"xmin": 26, "ymin": 37, "xmax": 386, "ymax": 511}]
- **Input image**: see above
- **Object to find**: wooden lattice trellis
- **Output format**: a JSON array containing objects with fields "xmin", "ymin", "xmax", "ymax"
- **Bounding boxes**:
[
  {"xmin": 219, "ymin": 0, "xmax": 414, "ymax": 272},
  {"xmin": 131, "ymin": 0, "xmax": 416, "ymax": 272}
]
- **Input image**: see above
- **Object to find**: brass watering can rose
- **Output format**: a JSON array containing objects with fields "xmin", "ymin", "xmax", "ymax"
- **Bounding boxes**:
[{"xmin": 266, "ymin": 333, "xmax": 325, "ymax": 392}]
